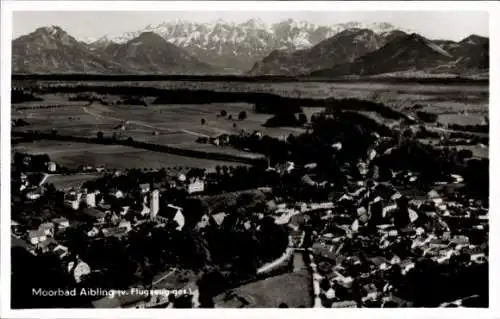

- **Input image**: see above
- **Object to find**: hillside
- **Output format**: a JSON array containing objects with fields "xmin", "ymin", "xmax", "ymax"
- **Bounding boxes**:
[
  {"xmin": 12, "ymin": 27, "xmax": 215, "ymax": 75},
  {"xmin": 310, "ymin": 33, "xmax": 488, "ymax": 77},
  {"xmin": 103, "ymin": 32, "xmax": 215, "ymax": 74},
  {"xmin": 247, "ymin": 29, "xmax": 408, "ymax": 76},
  {"xmin": 12, "ymin": 26, "xmax": 127, "ymax": 74}
]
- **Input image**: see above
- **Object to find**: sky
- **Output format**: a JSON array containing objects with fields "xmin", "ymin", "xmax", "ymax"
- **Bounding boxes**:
[{"xmin": 13, "ymin": 11, "xmax": 489, "ymax": 42}]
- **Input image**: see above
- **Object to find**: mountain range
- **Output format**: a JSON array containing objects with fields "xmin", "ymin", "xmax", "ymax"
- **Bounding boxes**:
[
  {"xmin": 12, "ymin": 19, "xmax": 489, "ymax": 77},
  {"xmin": 309, "ymin": 33, "xmax": 489, "ymax": 77}
]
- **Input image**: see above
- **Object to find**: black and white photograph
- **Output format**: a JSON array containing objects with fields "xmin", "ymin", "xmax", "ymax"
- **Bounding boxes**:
[{"xmin": 0, "ymin": 1, "xmax": 498, "ymax": 317}]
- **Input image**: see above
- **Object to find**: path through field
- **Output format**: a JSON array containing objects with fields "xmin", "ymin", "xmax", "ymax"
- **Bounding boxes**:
[{"xmin": 83, "ymin": 106, "xmax": 225, "ymax": 138}]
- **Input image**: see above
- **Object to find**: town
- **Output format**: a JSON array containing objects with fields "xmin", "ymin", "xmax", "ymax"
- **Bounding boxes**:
[{"xmin": 11, "ymin": 102, "xmax": 489, "ymax": 309}]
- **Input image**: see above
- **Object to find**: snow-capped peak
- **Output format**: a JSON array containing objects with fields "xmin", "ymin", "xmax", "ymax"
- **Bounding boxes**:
[
  {"xmin": 78, "ymin": 36, "xmax": 97, "ymax": 44},
  {"xmin": 83, "ymin": 19, "xmax": 409, "ymax": 72}
]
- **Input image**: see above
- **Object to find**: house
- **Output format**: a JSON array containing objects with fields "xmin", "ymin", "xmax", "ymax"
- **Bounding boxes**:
[
  {"xmin": 47, "ymin": 161, "xmax": 57, "ymax": 172},
  {"xmin": 65, "ymin": 191, "xmax": 82, "ymax": 210},
  {"xmin": 26, "ymin": 191, "xmax": 41, "ymax": 200},
  {"xmin": 357, "ymin": 162, "xmax": 369, "ymax": 176},
  {"xmin": 118, "ymin": 220, "xmax": 132, "ymax": 232},
  {"xmin": 451, "ymin": 235, "xmax": 470, "ymax": 246},
  {"xmin": 140, "ymin": 204, "xmax": 150, "ymax": 216},
  {"xmin": 52, "ymin": 217, "xmax": 70, "ymax": 229},
  {"xmin": 197, "ymin": 214, "xmax": 211, "ymax": 229},
  {"xmin": 351, "ymin": 187, "xmax": 366, "ymax": 198},
  {"xmin": 211, "ymin": 212, "xmax": 227, "ymax": 227},
  {"xmin": 337, "ymin": 194, "xmax": 353, "ymax": 202},
  {"xmin": 451, "ymin": 174, "xmax": 464, "ymax": 184},
  {"xmin": 38, "ymin": 222, "xmax": 55, "ymax": 236},
  {"xmin": 331, "ymin": 142, "xmax": 342, "ymax": 151},
  {"xmin": 369, "ymin": 256, "xmax": 390, "ymax": 270},
  {"xmin": 82, "ymin": 207, "xmax": 106, "ymax": 223},
  {"xmin": 96, "ymin": 166, "xmax": 105, "ymax": 173},
  {"xmin": 36, "ymin": 237, "xmax": 57, "ymax": 253},
  {"xmin": 325, "ymin": 287, "xmax": 336, "ymax": 300},
  {"xmin": 28, "ymin": 230, "xmax": 47, "ymax": 245},
  {"xmin": 139, "ymin": 183, "xmax": 151, "ymax": 194},
  {"xmin": 173, "ymin": 209, "xmax": 185, "ymax": 231},
  {"xmin": 187, "ymin": 178, "xmax": 205, "ymax": 194},
  {"xmin": 428, "ymin": 189, "xmax": 440, "ymax": 199},
  {"xmin": 391, "ymin": 192, "xmax": 403, "ymax": 201},
  {"xmin": 301, "ymin": 175, "xmax": 317, "ymax": 187},
  {"xmin": 382, "ymin": 204, "xmax": 398, "ymax": 218},
  {"xmin": 408, "ymin": 209, "xmax": 419, "ymax": 223},
  {"xmin": 400, "ymin": 259, "xmax": 415, "ymax": 274},
  {"xmin": 67, "ymin": 259, "xmax": 91, "ymax": 283},
  {"xmin": 243, "ymin": 220, "xmax": 252, "ymax": 230},
  {"xmin": 87, "ymin": 227, "xmax": 100, "ymax": 237},
  {"xmin": 155, "ymin": 204, "xmax": 183, "ymax": 225},
  {"xmin": 85, "ymin": 192, "xmax": 96, "ymax": 207},
  {"xmin": 304, "ymin": 163, "xmax": 318, "ymax": 170},
  {"xmin": 409, "ymin": 199, "xmax": 424, "ymax": 209},
  {"xmin": 109, "ymin": 189, "xmax": 124, "ymax": 199},
  {"xmin": 52, "ymin": 244, "xmax": 69, "ymax": 259},
  {"xmin": 390, "ymin": 255, "xmax": 401, "ymax": 265},
  {"xmin": 102, "ymin": 227, "xmax": 129, "ymax": 239},
  {"xmin": 285, "ymin": 161, "xmax": 295, "ymax": 173},
  {"xmin": 409, "ymin": 176, "xmax": 418, "ymax": 183},
  {"xmin": 470, "ymin": 253, "xmax": 487, "ymax": 264},
  {"xmin": 429, "ymin": 238, "xmax": 447, "ymax": 249}
]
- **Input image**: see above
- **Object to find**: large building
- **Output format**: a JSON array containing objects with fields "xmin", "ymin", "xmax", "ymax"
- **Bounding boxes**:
[
  {"xmin": 155, "ymin": 204, "xmax": 184, "ymax": 230},
  {"xmin": 86, "ymin": 192, "xmax": 96, "ymax": 208},
  {"xmin": 150, "ymin": 190, "xmax": 160, "ymax": 219},
  {"xmin": 187, "ymin": 178, "xmax": 205, "ymax": 194}
]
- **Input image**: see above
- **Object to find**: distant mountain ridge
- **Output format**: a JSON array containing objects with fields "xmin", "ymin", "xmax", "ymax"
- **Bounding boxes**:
[
  {"xmin": 86, "ymin": 19, "xmax": 407, "ymax": 72},
  {"xmin": 247, "ymin": 28, "xmax": 408, "ymax": 76},
  {"xmin": 13, "ymin": 26, "xmax": 214, "ymax": 75},
  {"xmin": 12, "ymin": 22, "xmax": 488, "ymax": 77},
  {"xmin": 101, "ymin": 32, "xmax": 214, "ymax": 74},
  {"xmin": 12, "ymin": 26, "xmax": 128, "ymax": 74},
  {"xmin": 309, "ymin": 33, "xmax": 489, "ymax": 77}
]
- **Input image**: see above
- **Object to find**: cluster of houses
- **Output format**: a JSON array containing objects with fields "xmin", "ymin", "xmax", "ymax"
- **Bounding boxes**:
[
  {"xmin": 12, "ymin": 216, "xmax": 94, "ymax": 284},
  {"xmin": 305, "ymin": 174, "xmax": 488, "ymax": 307}
]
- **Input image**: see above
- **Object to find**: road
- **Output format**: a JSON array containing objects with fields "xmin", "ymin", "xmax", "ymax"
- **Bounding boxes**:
[
  {"xmin": 421, "ymin": 125, "xmax": 488, "ymax": 138},
  {"xmin": 257, "ymin": 247, "xmax": 293, "ymax": 274},
  {"xmin": 152, "ymin": 268, "xmax": 177, "ymax": 286}
]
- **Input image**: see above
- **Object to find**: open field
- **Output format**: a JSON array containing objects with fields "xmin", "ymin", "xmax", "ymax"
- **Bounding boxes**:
[
  {"xmin": 12, "ymin": 81, "xmax": 489, "ymax": 169},
  {"xmin": 46, "ymin": 173, "xmax": 104, "ymax": 190},
  {"xmin": 438, "ymin": 145, "xmax": 489, "ymax": 159},
  {"xmin": 437, "ymin": 113, "xmax": 487, "ymax": 126},
  {"xmin": 12, "ymin": 96, "xmax": 297, "ymax": 156},
  {"xmin": 214, "ymin": 251, "xmax": 312, "ymax": 308},
  {"xmin": 214, "ymin": 270, "xmax": 312, "ymax": 308},
  {"xmin": 13, "ymin": 140, "xmax": 247, "ymax": 171}
]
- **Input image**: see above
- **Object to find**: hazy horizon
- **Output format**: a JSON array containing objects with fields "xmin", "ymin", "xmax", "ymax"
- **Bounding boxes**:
[{"xmin": 13, "ymin": 11, "xmax": 489, "ymax": 42}]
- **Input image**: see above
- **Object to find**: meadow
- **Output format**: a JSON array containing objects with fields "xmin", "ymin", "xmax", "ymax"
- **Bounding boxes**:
[
  {"xmin": 13, "ymin": 140, "xmax": 246, "ymax": 171},
  {"xmin": 12, "ymin": 80, "xmax": 489, "ymax": 170}
]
